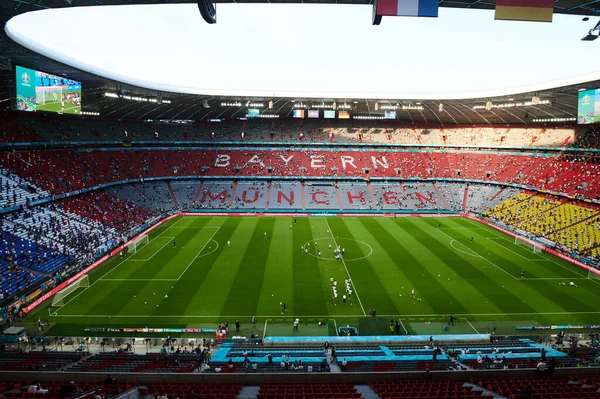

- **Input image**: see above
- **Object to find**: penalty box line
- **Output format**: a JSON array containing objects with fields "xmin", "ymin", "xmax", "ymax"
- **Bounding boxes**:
[
  {"xmin": 435, "ymin": 227, "xmax": 518, "ymax": 280},
  {"xmin": 177, "ymin": 227, "xmax": 220, "ymax": 280},
  {"xmin": 52, "ymin": 220, "xmax": 193, "ymax": 315},
  {"xmin": 464, "ymin": 218, "xmax": 589, "ymax": 279},
  {"xmin": 101, "ymin": 227, "xmax": 221, "ymax": 282}
]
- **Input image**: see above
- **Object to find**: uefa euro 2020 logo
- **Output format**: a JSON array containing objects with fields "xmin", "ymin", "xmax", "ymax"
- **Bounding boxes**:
[{"xmin": 21, "ymin": 72, "xmax": 30, "ymax": 85}]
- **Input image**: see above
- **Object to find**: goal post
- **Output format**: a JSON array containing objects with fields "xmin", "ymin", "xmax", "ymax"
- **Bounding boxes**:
[
  {"xmin": 51, "ymin": 274, "xmax": 89, "ymax": 307},
  {"xmin": 514, "ymin": 235, "xmax": 543, "ymax": 254},
  {"xmin": 588, "ymin": 267, "xmax": 600, "ymax": 282},
  {"xmin": 36, "ymin": 86, "xmax": 62, "ymax": 106},
  {"xmin": 127, "ymin": 234, "xmax": 150, "ymax": 254}
]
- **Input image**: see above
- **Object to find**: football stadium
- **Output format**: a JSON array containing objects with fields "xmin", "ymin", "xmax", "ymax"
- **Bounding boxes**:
[{"xmin": 1, "ymin": 0, "xmax": 600, "ymax": 397}]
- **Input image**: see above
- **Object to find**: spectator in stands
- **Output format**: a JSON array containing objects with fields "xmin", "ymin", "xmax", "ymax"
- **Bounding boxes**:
[
  {"xmin": 28, "ymin": 383, "xmax": 49, "ymax": 394},
  {"xmin": 536, "ymin": 360, "xmax": 547, "ymax": 375}
]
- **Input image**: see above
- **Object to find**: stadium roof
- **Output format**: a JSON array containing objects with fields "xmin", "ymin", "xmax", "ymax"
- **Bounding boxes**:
[{"xmin": 1, "ymin": 0, "xmax": 599, "ymax": 124}]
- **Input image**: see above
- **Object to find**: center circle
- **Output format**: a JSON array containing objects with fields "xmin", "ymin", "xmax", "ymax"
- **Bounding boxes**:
[{"xmin": 302, "ymin": 237, "xmax": 373, "ymax": 262}]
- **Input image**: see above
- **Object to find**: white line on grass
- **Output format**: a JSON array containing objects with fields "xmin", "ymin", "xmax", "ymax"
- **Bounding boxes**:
[
  {"xmin": 177, "ymin": 227, "xmax": 220, "ymax": 280},
  {"xmin": 100, "ymin": 279, "xmax": 177, "ymax": 281},
  {"xmin": 53, "ymin": 220, "xmax": 188, "ymax": 315},
  {"xmin": 463, "ymin": 318, "xmax": 480, "ymax": 334},
  {"xmin": 50, "ymin": 310, "xmax": 600, "ymax": 318},
  {"xmin": 399, "ymin": 318, "xmax": 408, "ymax": 334},
  {"xmin": 436, "ymin": 228, "xmax": 518, "ymax": 280},
  {"xmin": 332, "ymin": 319, "xmax": 338, "ymax": 336},
  {"xmin": 324, "ymin": 218, "xmax": 366, "ymax": 316},
  {"xmin": 487, "ymin": 237, "xmax": 545, "ymax": 262},
  {"xmin": 450, "ymin": 240, "xmax": 481, "ymax": 258},
  {"xmin": 525, "ymin": 277, "xmax": 588, "ymax": 280},
  {"xmin": 101, "ymin": 237, "xmax": 172, "ymax": 279},
  {"xmin": 464, "ymin": 218, "xmax": 588, "ymax": 279},
  {"xmin": 134, "ymin": 240, "xmax": 172, "ymax": 262},
  {"xmin": 263, "ymin": 319, "xmax": 268, "ymax": 338}
]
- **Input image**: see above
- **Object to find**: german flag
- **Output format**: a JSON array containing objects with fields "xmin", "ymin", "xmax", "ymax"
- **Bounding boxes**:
[{"xmin": 495, "ymin": 0, "xmax": 554, "ymax": 22}]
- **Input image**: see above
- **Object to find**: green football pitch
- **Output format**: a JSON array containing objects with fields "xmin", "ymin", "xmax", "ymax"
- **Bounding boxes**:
[{"xmin": 27, "ymin": 216, "xmax": 600, "ymax": 338}]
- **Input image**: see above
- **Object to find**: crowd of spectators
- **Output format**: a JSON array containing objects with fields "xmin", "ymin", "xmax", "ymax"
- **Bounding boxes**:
[
  {"xmin": 484, "ymin": 193, "xmax": 600, "ymax": 258},
  {"xmin": 5, "ymin": 112, "xmax": 593, "ymax": 148},
  {"xmin": 3, "ymin": 149, "xmax": 599, "ymax": 200}
]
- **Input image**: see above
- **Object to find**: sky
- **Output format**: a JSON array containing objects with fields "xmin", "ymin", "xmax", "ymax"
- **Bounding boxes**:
[{"xmin": 5, "ymin": 3, "xmax": 600, "ymax": 99}]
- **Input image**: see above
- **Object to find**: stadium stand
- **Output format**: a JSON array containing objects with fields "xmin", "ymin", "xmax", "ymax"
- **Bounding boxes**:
[
  {"xmin": 257, "ymin": 382, "xmax": 361, "ymax": 399},
  {"xmin": 473, "ymin": 376, "xmax": 600, "ymax": 399},
  {"xmin": 3, "ymin": 149, "xmax": 599, "ymax": 200},
  {"xmin": 170, "ymin": 181, "xmax": 201, "ymax": 210},
  {"xmin": 369, "ymin": 380, "xmax": 495, "ymax": 399},
  {"xmin": 64, "ymin": 353, "xmax": 197, "ymax": 373},
  {"xmin": 143, "ymin": 382, "xmax": 244, "ymax": 399},
  {"xmin": 484, "ymin": 193, "xmax": 600, "ymax": 258},
  {"xmin": 267, "ymin": 182, "xmax": 302, "ymax": 210},
  {"xmin": 0, "ymin": 170, "xmax": 48, "ymax": 209},
  {"xmin": 231, "ymin": 182, "xmax": 268, "ymax": 209},
  {"xmin": 59, "ymin": 191, "xmax": 153, "ymax": 234},
  {"xmin": 0, "ymin": 351, "xmax": 86, "ymax": 371},
  {"xmin": 4, "ymin": 114, "xmax": 584, "ymax": 147}
]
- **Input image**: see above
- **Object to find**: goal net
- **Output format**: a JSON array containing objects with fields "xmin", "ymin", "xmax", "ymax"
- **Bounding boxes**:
[
  {"xmin": 127, "ymin": 234, "xmax": 149, "ymax": 254},
  {"xmin": 589, "ymin": 267, "xmax": 600, "ymax": 282},
  {"xmin": 515, "ymin": 236, "xmax": 543, "ymax": 254},
  {"xmin": 36, "ymin": 86, "xmax": 62, "ymax": 106},
  {"xmin": 51, "ymin": 274, "xmax": 89, "ymax": 307}
]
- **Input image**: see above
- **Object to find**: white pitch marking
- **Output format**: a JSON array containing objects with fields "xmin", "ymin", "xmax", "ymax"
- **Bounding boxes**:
[
  {"xmin": 324, "ymin": 218, "xmax": 366, "ymax": 316},
  {"xmin": 463, "ymin": 318, "xmax": 480, "ymax": 334},
  {"xmin": 177, "ymin": 228, "xmax": 220, "ymax": 280},
  {"xmin": 49, "ymin": 310, "xmax": 600, "ymax": 318},
  {"xmin": 436, "ymin": 227, "xmax": 518, "ymax": 280}
]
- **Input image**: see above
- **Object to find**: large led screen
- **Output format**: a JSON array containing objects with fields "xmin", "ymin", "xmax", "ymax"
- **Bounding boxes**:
[
  {"xmin": 577, "ymin": 88, "xmax": 600, "ymax": 124},
  {"xmin": 16, "ymin": 65, "xmax": 82, "ymax": 114}
]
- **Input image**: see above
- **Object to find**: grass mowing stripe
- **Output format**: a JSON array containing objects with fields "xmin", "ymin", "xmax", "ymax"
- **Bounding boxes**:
[
  {"xmin": 441, "ymin": 218, "xmax": 568, "ymax": 279},
  {"xmin": 402, "ymin": 218, "xmax": 542, "ymax": 316},
  {"xmin": 326, "ymin": 217, "xmax": 398, "ymax": 315},
  {"xmin": 292, "ymin": 217, "xmax": 329, "ymax": 316},
  {"xmin": 183, "ymin": 217, "xmax": 252, "ymax": 316},
  {"xmin": 219, "ymin": 218, "xmax": 277, "ymax": 316},
  {"xmin": 325, "ymin": 218, "xmax": 366, "ymax": 315},
  {"xmin": 431, "ymin": 219, "xmax": 600, "ymax": 315},
  {"xmin": 53, "ymin": 218, "xmax": 193, "ymax": 315},
  {"xmin": 363, "ymin": 217, "xmax": 470, "ymax": 315},
  {"xmin": 153, "ymin": 217, "xmax": 238, "ymax": 318},
  {"xmin": 83, "ymin": 221, "xmax": 213, "ymax": 316},
  {"xmin": 256, "ymin": 218, "xmax": 295, "ymax": 319},
  {"xmin": 459, "ymin": 218, "xmax": 589, "ymax": 278}
]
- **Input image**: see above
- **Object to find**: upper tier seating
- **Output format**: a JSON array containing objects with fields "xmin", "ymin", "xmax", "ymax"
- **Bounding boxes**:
[{"xmin": 7, "ymin": 113, "xmax": 588, "ymax": 148}]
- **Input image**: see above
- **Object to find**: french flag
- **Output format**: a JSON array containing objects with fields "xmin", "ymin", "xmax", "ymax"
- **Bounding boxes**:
[{"xmin": 376, "ymin": 0, "xmax": 438, "ymax": 17}]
